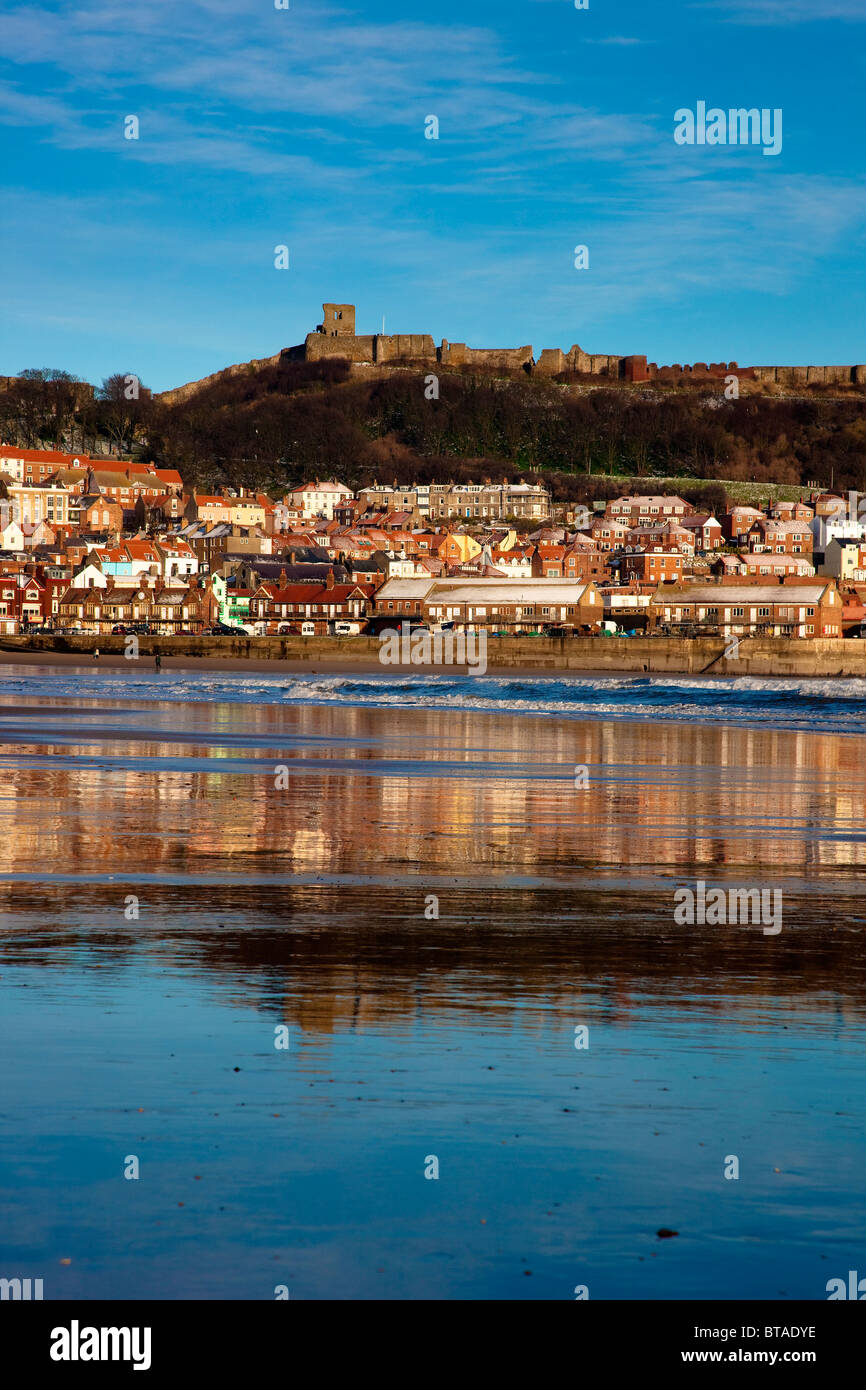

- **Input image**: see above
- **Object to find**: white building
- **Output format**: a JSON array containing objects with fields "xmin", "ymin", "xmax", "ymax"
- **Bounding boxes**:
[{"xmin": 286, "ymin": 480, "xmax": 354, "ymax": 520}]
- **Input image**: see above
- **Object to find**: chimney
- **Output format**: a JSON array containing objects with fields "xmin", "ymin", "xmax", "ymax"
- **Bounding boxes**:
[{"xmin": 326, "ymin": 567, "xmax": 335, "ymax": 589}]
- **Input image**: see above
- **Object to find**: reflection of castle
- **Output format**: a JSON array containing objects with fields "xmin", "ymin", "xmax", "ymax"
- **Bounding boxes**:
[{"xmin": 293, "ymin": 302, "xmax": 866, "ymax": 387}]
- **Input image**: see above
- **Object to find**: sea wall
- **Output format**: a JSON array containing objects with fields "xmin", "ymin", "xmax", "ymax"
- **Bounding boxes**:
[{"xmin": 4, "ymin": 634, "xmax": 866, "ymax": 677}]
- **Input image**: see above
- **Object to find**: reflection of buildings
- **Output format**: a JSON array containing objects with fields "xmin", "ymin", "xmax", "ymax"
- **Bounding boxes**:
[
  {"xmin": 3, "ymin": 875, "xmax": 866, "ymax": 1042},
  {"xmin": 2, "ymin": 698, "xmax": 866, "ymax": 883},
  {"xmin": 2, "ymin": 695, "xmax": 866, "ymax": 1040}
]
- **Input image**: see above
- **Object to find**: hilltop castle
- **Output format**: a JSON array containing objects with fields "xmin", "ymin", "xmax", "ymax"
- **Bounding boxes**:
[
  {"xmin": 154, "ymin": 301, "xmax": 866, "ymax": 404},
  {"xmin": 292, "ymin": 302, "xmax": 866, "ymax": 388}
]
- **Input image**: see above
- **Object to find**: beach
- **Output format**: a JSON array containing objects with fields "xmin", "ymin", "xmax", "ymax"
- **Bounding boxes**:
[{"xmin": 1, "ymin": 668, "xmax": 865, "ymax": 1298}]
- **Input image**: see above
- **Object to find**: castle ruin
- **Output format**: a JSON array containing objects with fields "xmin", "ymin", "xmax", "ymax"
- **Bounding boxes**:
[
  {"xmin": 294, "ymin": 302, "xmax": 866, "ymax": 388},
  {"xmin": 153, "ymin": 302, "xmax": 866, "ymax": 405}
]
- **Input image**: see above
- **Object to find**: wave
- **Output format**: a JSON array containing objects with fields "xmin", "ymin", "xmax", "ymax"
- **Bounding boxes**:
[{"xmin": 3, "ymin": 665, "xmax": 866, "ymax": 735}]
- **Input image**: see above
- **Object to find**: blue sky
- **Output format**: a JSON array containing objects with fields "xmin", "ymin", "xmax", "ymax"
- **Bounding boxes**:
[{"xmin": 2, "ymin": 0, "xmax": 865, "ymax": 392}]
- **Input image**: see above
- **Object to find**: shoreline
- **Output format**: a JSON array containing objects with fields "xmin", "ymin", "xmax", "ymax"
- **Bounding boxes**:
[
  {"xmin": 0, "ymin": 648, "xmax": 677, "ymax": 682},
  {"xmin": 3, "ymin": 632, "xmax": 866, "ymax": 679}
]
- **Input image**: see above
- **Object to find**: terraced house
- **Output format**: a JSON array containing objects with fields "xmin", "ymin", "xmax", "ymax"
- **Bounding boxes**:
[
  {"xmin": 650, "ymin": 582, "xmax": 842, "ymax": 637},
  {"xmin": 248, "ymin": 575, "xmax": 369, "ymax": 633},
  {"xmin": 55, "ymin": 577, "xmax": 215, "ymax": 633}
]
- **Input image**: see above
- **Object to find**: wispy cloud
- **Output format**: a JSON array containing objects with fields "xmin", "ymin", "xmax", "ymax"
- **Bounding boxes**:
[
  {"xmin": 584, "ymin": 37, "xmax": 652, "ymax": 46},
  {"xmin": 698, "ymin": 0, "xmax": 866, "ymax": 23}
]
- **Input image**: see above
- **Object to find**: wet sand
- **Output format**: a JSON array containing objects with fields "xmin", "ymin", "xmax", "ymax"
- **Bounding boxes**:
[
  {"xmin": 1, "ymin": 685, "xmax": 865, "ymax": 1299},
  {"xmin": 0, "ymin": 648, "xmax": 625, "ymax": 681}
]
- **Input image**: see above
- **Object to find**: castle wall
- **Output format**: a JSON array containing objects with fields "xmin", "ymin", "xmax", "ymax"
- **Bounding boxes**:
[
  {"xmin": 754, "ymin": 365, "xmax": 863, "ymax": 387},
  {"xmin": 375, "ymin": 334, "xmax": 436, "ymax": 362},
  {"xmin": 304, "ymin": 332, "xmax": 377, "ymax": 363},
  {"xmin": 440, "ymin": 341, "xmax": 533, "ymax": 369},
  {"xmin": 534, "ymin": 349, "xmax": 565, "ymax": 375},
  {"xmin": 647, "ymin": 360, "xmax": 755, "ymax": 383}
]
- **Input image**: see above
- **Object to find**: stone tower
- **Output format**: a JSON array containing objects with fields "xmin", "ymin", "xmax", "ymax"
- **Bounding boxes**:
[{"xmin": 317, "ymin": 303, "xmax": 356, "ymax": 337}]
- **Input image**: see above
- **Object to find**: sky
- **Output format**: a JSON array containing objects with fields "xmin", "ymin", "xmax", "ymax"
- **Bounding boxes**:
[{"xmin": 2, "ymin": 0, "xmax": 865, "ymax": 393}]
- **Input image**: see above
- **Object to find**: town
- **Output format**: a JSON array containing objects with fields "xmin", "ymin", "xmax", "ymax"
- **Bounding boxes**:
[{"xmin": 1, "ymin": 443, "xmax": 864, "ymax": 642}]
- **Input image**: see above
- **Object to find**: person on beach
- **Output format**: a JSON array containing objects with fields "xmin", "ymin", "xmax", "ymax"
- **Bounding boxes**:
[
  {"xmin": 155, "ymin": 652, "xmax": 162, "ymax": 672},
  {"xmin": 93, "ymin": 648, "xmax": 100, "ymax": 660}
]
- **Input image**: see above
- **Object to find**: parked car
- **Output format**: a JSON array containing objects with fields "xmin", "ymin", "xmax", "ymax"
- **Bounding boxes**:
[
  {"xmin": 333, "ymin": 620, "xmax": 362, "ymax": 635},
  {"xmin": 111, "ymin": 624, "xmax": 128, "ymax": 633},
  {"xmin": 207, "ymin": 623, "xmax": 237, "ymax": 635}
]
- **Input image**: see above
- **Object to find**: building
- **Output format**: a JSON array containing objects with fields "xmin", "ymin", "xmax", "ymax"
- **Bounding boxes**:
[
  {"xmin": 650, "ymin": 582, "xmax": 842, "ymax": 638},
  {"xmin": 820, "ymin": 538, "xmax": 866, "ymax": 583},
  {"xmin": 375, "ymin": 576, "xmax": 602, "ymax": 632},
  {"xmin": 285, "ymin": 480, "xmax": 354, "ymax": 521},
  {"xmin": 620, "ymin": 549, "xmax": 684, "ymax": 584},
  {"xmin": 605, "ymin": 495, "xmax": 691, "ymax": 524},
  {"xmin": 6, "ymin": 484, "xmax": 73, "ymax": 528}
]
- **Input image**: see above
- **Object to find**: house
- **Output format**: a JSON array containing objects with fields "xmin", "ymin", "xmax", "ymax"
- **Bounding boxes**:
[
  {"xmin": 7, "ymin": 483, "xmax": 74, "ymax": 528},
  {"xmin": 0, "ymin": 446, "xmax": 109, "ymax": 484},
  {"xmin": 745, "ymin": 519, "xmax": 813, "ymax": 555},
  {"xmin": 248, "ymin": 574, "xmax": 369, "ymax": 633},
  {"xmin": 650, "ymin": 581, "xmax": 842, "ymax": 638},
  {"xmin": 591, "ymin": 518, "xmax": 630, "ymax": 552},
  {"xmin": 0, "ymin": 518, "xmax": 25, "ymax": 552},
  {"xmin": 532, "ymin": 544, "xmax": 566, "ymax": 578},
  {"xmin": 185, "ymin": 494, "xmax": 234, "ymax": 525},
  {"xmin": 735, "ymin": 552, "xmax": 814, "ymax": 578},
  {"xmin": 625, "ymin": 521, "xmax": 695, "ymax": 555},
  {"xmin": 811, "ymin": 501, "xmax": 866, "ymax": 552},
  {"xmin": 771, "ymin": 500, "xmax": 813, "ymax": 522},
  {"xmin": 435, "ymin": 532, "xmax": 483, "ymax": 564},
  {"xmin": 605, "ymin": 494, "xmax": 691, "ymax": 524},
  {"xmin": 722, "ymin": 505, "xmax": 765, "ymax": 543},
  {"xmin": 20, "ymin": 520, "xmax": 56, "ymax": 549},
  {"xmin": 619, "ymin": 549, "xmax": 684, "ymax": 584},
  {"xmin": 80, "ymin": 494, "xmax": 124, "ymax": 535},
  {"xmin": 210, "ymin": 574, "xmax": 254, "ymax": 628},
  {"xmin": 820, "ymin": 538, "xmax": 866, "ymax": 584},
  {"xmin": 55, "ymin": 577, "xmax": 216, "ymax": 633},
  {"xmin": 286, "ymin": 480, "xmax": 354, "ymax": 521},
  {"xmin": 0, "ymin": 572, "xmax": 50, "ymax": 631},
  {"xmin": 678, "ymin": 514, "xmax": 724, "ymax": 550},
  {"xmin": 154, "ymin": 538, "xmax": 199, "ymax": 581},
  {"xmin": 175, "ymin": 520, "xmax": 235, "ymax": 571}
]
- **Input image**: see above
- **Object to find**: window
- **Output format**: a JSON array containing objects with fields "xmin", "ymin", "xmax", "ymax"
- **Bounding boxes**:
[
  {"xmin": 806, "ymin": 607, "xmax": 815, "ymax": 616},
  {"xmin": 732, "ymin": 607, "xmax": 745, "ymax": 618}
]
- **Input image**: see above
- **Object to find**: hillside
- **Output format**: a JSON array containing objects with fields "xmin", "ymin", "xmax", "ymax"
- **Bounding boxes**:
[{"xmin": 4, "ymin": 358, "xmax": 866, "ymax": 503}]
